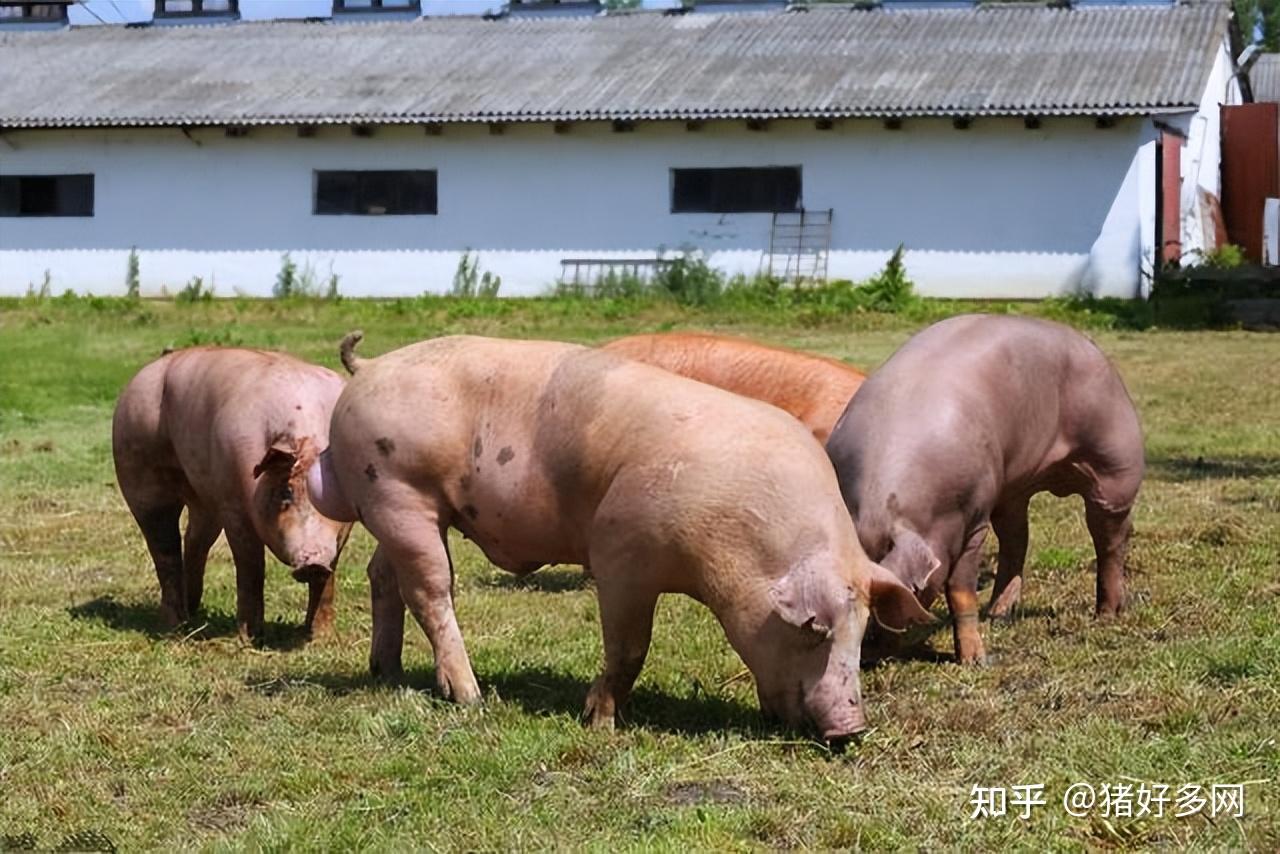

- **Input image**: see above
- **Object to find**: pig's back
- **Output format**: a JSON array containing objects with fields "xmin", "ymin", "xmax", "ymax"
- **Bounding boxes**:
[
  {"xmin": 338, "ymin": 336, "xmax": 840, "ymax": 564},
  {"xmin": 604, "ymin": 332, "xmax": 864, "ymax": 437},
  {"xmin": 160, "ymin": 349, "xmax": 343, "ymax": 477}
]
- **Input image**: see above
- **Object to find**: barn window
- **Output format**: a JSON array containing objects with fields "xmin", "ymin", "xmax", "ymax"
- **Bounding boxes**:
[
  {"xmin": 0, "ymin": 2, "xmax": 69, "ymax": 22},
  {"xmin": 671, "ymin": 167, "xmax": 802, "ymax": 214},
  {"xmin": 333, "ymin": 0, "xmax": 421, "ymax": 12},
  {"xmin": 0, "ymin": 174, "xmax": 93, "ymax": 217},
  {"xmin": 154, "ymin": 0, "xmax": 238, "ymax": 16},
  {"xmin": 314, "ymin": 170, "xmax": 437, "ymax": 215}
]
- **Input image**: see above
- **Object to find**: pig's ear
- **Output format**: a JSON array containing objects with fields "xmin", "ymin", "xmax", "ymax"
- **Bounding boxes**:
[
  {"xmin": 253, "ymin": 442, "xmax": 298, "ymax": 479},
  {"xmin": 881, "ymin": 527, "xmax": 942, "ymax": 594},
  {"xmin": 868, "ymin": 563, "xmax": 936, "ymax": 633},
  {"xmin": 769, "ymin": 561, "xmax": 846, "ymax": 640}
]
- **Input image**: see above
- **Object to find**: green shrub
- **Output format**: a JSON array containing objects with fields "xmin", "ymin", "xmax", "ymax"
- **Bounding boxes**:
[
  {"xmin": 274, "ymin": 252, "xmax": 299, "ymax": 299},
  {"xmin": 855, "ymin": 244, "xmax": 919, "ymax": 313},
  {"xmin": 651, "ymin": 249, "xmax": 724, "ymax": 306},
  {"xmin": 1188, "ymin": 244, "xmax": 1248, "ymax": 270},
  {"xmin": 176, "ymin": 276, "xmax": 215, "ymax": 304},
  {"xmin": 273, "ymin": 253, "xmax": 340, "ymax": 300},
  {"xmin": 452, "ymin": 251, "xmax": 502, "ymax": 298},
  {"xmin": 124, "ymin": 247, "xmax": 141, "ymax": 300}
]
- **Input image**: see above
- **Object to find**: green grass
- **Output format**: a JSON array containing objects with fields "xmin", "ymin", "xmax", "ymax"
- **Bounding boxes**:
[{"xmin": 1, "ymin": 297, "xmax": 1278, "ymax": 850}]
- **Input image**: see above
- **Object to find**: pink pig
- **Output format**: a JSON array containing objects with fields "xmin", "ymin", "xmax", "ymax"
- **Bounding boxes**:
[
  {"xmin": 113, "ymin": 347, "xmax": 352, "ymax": 641},
  {"xmin": 309, "ymin": 333, "xmax": 932, "ymax": 740}
]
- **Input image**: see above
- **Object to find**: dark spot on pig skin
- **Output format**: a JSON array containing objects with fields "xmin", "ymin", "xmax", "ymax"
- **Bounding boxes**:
[
  {"xmin": 375, "ymin": 437, "xmax": 396, "ymax": 457},
  {"xmin": 473, "ymin": 437, "xmax": 483, "ymax": 459},
  {"xmin": 294, "ymin": 405, "xmax": 302, "ymax": 411},
  {"xmin": 460, "ymin": 474, "xmax": 472, "ymax": 491},
  {"xmin": 365, "ymin": 463, "xmax": 378, "ymax": 482},
  {"xmin": 497, "ymin": 446, "xmax": 515, "ymax": 466},
  {"xmin": 463, "ymin": 504, "xmax": 479, "ymax": 520}
]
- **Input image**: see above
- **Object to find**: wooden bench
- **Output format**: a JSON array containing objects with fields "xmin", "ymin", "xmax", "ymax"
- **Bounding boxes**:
[{"xmin": 559, "ymin": 257, "xmax": 677, "ymax": 288}]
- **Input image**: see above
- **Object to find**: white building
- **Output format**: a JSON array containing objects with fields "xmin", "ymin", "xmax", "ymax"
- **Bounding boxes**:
[{"xmin": 0, "ymin": 0, "xmax": 1248, "ymax": 298}]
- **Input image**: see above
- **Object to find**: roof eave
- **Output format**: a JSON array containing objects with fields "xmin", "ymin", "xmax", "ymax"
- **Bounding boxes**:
[{"xmin": 0, "ymin": 106, "xmax": 1202, "ymax": 130}]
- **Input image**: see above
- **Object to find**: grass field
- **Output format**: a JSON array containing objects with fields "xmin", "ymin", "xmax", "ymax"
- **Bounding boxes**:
[{"xmin": 1, "ymin": 296, "xmax": 1278, "ymax": 850}]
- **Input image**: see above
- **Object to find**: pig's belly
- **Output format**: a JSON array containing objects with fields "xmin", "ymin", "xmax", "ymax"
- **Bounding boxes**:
[{"xmin": 452, "ymin": 472, "xmax": 585, "ymax": 575}]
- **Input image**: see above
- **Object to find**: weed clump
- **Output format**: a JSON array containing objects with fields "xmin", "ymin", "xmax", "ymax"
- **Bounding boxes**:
[
  {"xmin": 452, "ymin": 251, "xmax": 502, "ymax": 299},
  {"xmin": 176, "ymin": 276, "xmax": 215, "ymax": 304},
  {"xmin": 273, "ymin": 253, "xmax": 341, "ymax": 300}
]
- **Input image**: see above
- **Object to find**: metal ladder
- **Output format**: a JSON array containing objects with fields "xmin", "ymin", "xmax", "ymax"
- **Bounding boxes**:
[{"xmin": 767, "ymin": 208, "xmax": 833, "ymax": 283}]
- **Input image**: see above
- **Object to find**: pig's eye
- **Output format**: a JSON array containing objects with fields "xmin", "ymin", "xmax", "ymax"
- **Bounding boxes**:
[{"xmin": 277, "ymin": 485, "xmax": 294, "ymax": 507}]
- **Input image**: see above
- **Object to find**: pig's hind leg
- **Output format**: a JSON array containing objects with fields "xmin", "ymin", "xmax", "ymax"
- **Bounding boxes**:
[
  {"xmin": 366, "ymin": 546, "xmax": 406, "ymax": 682},
  {"xmin": 376, "ymin": 513, "xmax": 481, "ymax": 705},
  {"xmin": 1085, "ymin": 493, "xmax": 1134, "ymax": 618},
  {"xmin": 1081, "ymin": 452, "xmax": 1142, "ymax": 619},
  {"xmin": 181, "ymin": 503, "xmax": 222, "ymax": 618},
  {"xmin": 118, "ymin": 468, "xmax": 188, "ymax": 630},
  {"xmin": 987, "ymin": 497, "xmax": 1030, "ymax": 620}
]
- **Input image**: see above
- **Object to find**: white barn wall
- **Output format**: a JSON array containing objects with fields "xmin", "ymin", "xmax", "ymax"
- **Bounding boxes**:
[
  {"xmin": 1176, "ymin": 41, "xmax": 1245, "ymax": 257},
  {"xmin": 0, "ymin": 118, "xmax": 1154, "ymax": 298}
]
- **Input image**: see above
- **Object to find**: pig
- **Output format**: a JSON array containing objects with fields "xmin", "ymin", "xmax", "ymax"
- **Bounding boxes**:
[
  {"xmin": 825, "ymin": 314, "xmax": 1145, "ymax": 664},
  {"xmin": 601, "ymin": 332, "xmax": 866, "ymax": 443},
  {"xmin": 112, "ymin": 347, "xmax": 353, "ymax": 642},
  {"xmin": 309, "ymin": 332, "xmax": 932, "ymax": 740}
]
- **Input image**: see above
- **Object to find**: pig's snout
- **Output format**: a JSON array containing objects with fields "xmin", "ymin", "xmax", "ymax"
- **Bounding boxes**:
[
  {"xmin": 817, "ymin": 698, "xmax": 867, "ymax": 744},
  {"xmin": 292, "ymin": 563, "xmax": 333, "ymax": 584}
]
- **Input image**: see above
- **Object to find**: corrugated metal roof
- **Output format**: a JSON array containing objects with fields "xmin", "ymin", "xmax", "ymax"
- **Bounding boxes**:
[
  {"xmin": 0, "ymin": 3, "xmax": 1231, "ymax": 129},
  {"xmin": 1251, "ymin": 53, "xmax": 1280, "ymax": 104}
]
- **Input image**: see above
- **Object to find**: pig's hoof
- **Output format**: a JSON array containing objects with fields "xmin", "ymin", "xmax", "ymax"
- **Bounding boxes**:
[
  {"xmin": 582, "ymin": 680, "xmax": 619, "ymax": 730},
  {"xmin": 1095, "ymin": 604, "xmax": 1125, "ymax": 621},
  {"xmin": 237, "ymin": 624, "xmax": 265, "ymax": 647},
  {"xmin": 582, "ymin": 707, "xmax": 617, "ymax": 732},
  {"xmin": 159, "ymin": 605, "xmax": 187, "ymax": 631},
  {"xmin": 306, "ymin": 616, "xmax": 336, "ymax": 641},
  {"xmin": 370, "ymin": 660, "xmax": 405, "ymax": 684},
  {"xmin": 955, "ymin": 647, "xmax": 989, "ymax": 666},
  {"xmin": 440, "ymin": 673, "xmax": 482, "ymax": 706}
]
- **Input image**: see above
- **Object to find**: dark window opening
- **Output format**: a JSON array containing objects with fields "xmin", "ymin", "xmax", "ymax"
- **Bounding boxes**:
[
  {"xmin": 0, "ymin": 174, "xmax": 94, "ymax": 217},
  {"xmin": 671, "ymin": 167, "xmax": 802, "ymax": 214},
  {"xmin": 314, "ymin": 170, "xmax": 437, "ymax": 215},
  {"xmin": 333, "ymin": 0, "xmax": 421, "ymax": 12},
  {"xmin": 0, "ymin": 2, "xmax": 69, "ymax": 22},
  {"xmin": 155, "ymin": 0, "xmax": 238, "ymax": 16}
]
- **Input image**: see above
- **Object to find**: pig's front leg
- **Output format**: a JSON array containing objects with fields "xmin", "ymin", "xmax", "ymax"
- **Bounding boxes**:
[
  {"xmin": 225, "ymin": 520, "xmax": 266, "ymax": 644},
  {"xmin": 384, "ymin": 518, "xmax": 480, "ymax": 704},
  {"xmin": 946, "ymin": 528, "xmax": 989, "ymax": 665},
  {"xmin": 305, "ymin": 572, "xmax": 337, "ymax": 638},
  {"xmin": 582, "ymin": 576, "xmax": 659, "ymax": 730},
  {"xmin": 366, "ymin": 546, "xmax": 406, "ymax": 682}
]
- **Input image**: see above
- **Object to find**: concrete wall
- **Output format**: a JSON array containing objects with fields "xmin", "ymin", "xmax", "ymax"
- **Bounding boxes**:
[{"xmin": 0, "ymin": 117, "xmax": 1157, "ymax": 298}]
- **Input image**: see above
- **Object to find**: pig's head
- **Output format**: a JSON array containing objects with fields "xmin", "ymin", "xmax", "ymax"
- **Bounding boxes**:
[
  {"xmin": 252, "ymin": 436, "xmax": 352, "ymax": 582},
  {"xmin": 746, "ymin": 554, "xmax": 934, "ymax": 743}
]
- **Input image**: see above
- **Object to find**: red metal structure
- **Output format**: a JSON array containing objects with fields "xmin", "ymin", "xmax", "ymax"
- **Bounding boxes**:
[{"xmin": 1221, "ymin": 103, "xmax": 1280, "ymax": 262}]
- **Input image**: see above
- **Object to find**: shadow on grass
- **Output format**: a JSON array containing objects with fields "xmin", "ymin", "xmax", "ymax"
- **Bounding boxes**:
[
  {"xmin": 281, "ymin": 662, "xmax": 777, "ymax": 739},
  {"xmin": 485, "ymin": 567, "xmax": 592, "ymax": 594},
  {"xmin": 1147, "ymin": 454, "xmax": 1280, "ymax": 483},
  {"xmin": 67, "ymin": 595, "xmax": 311, "ymax": 651}
]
